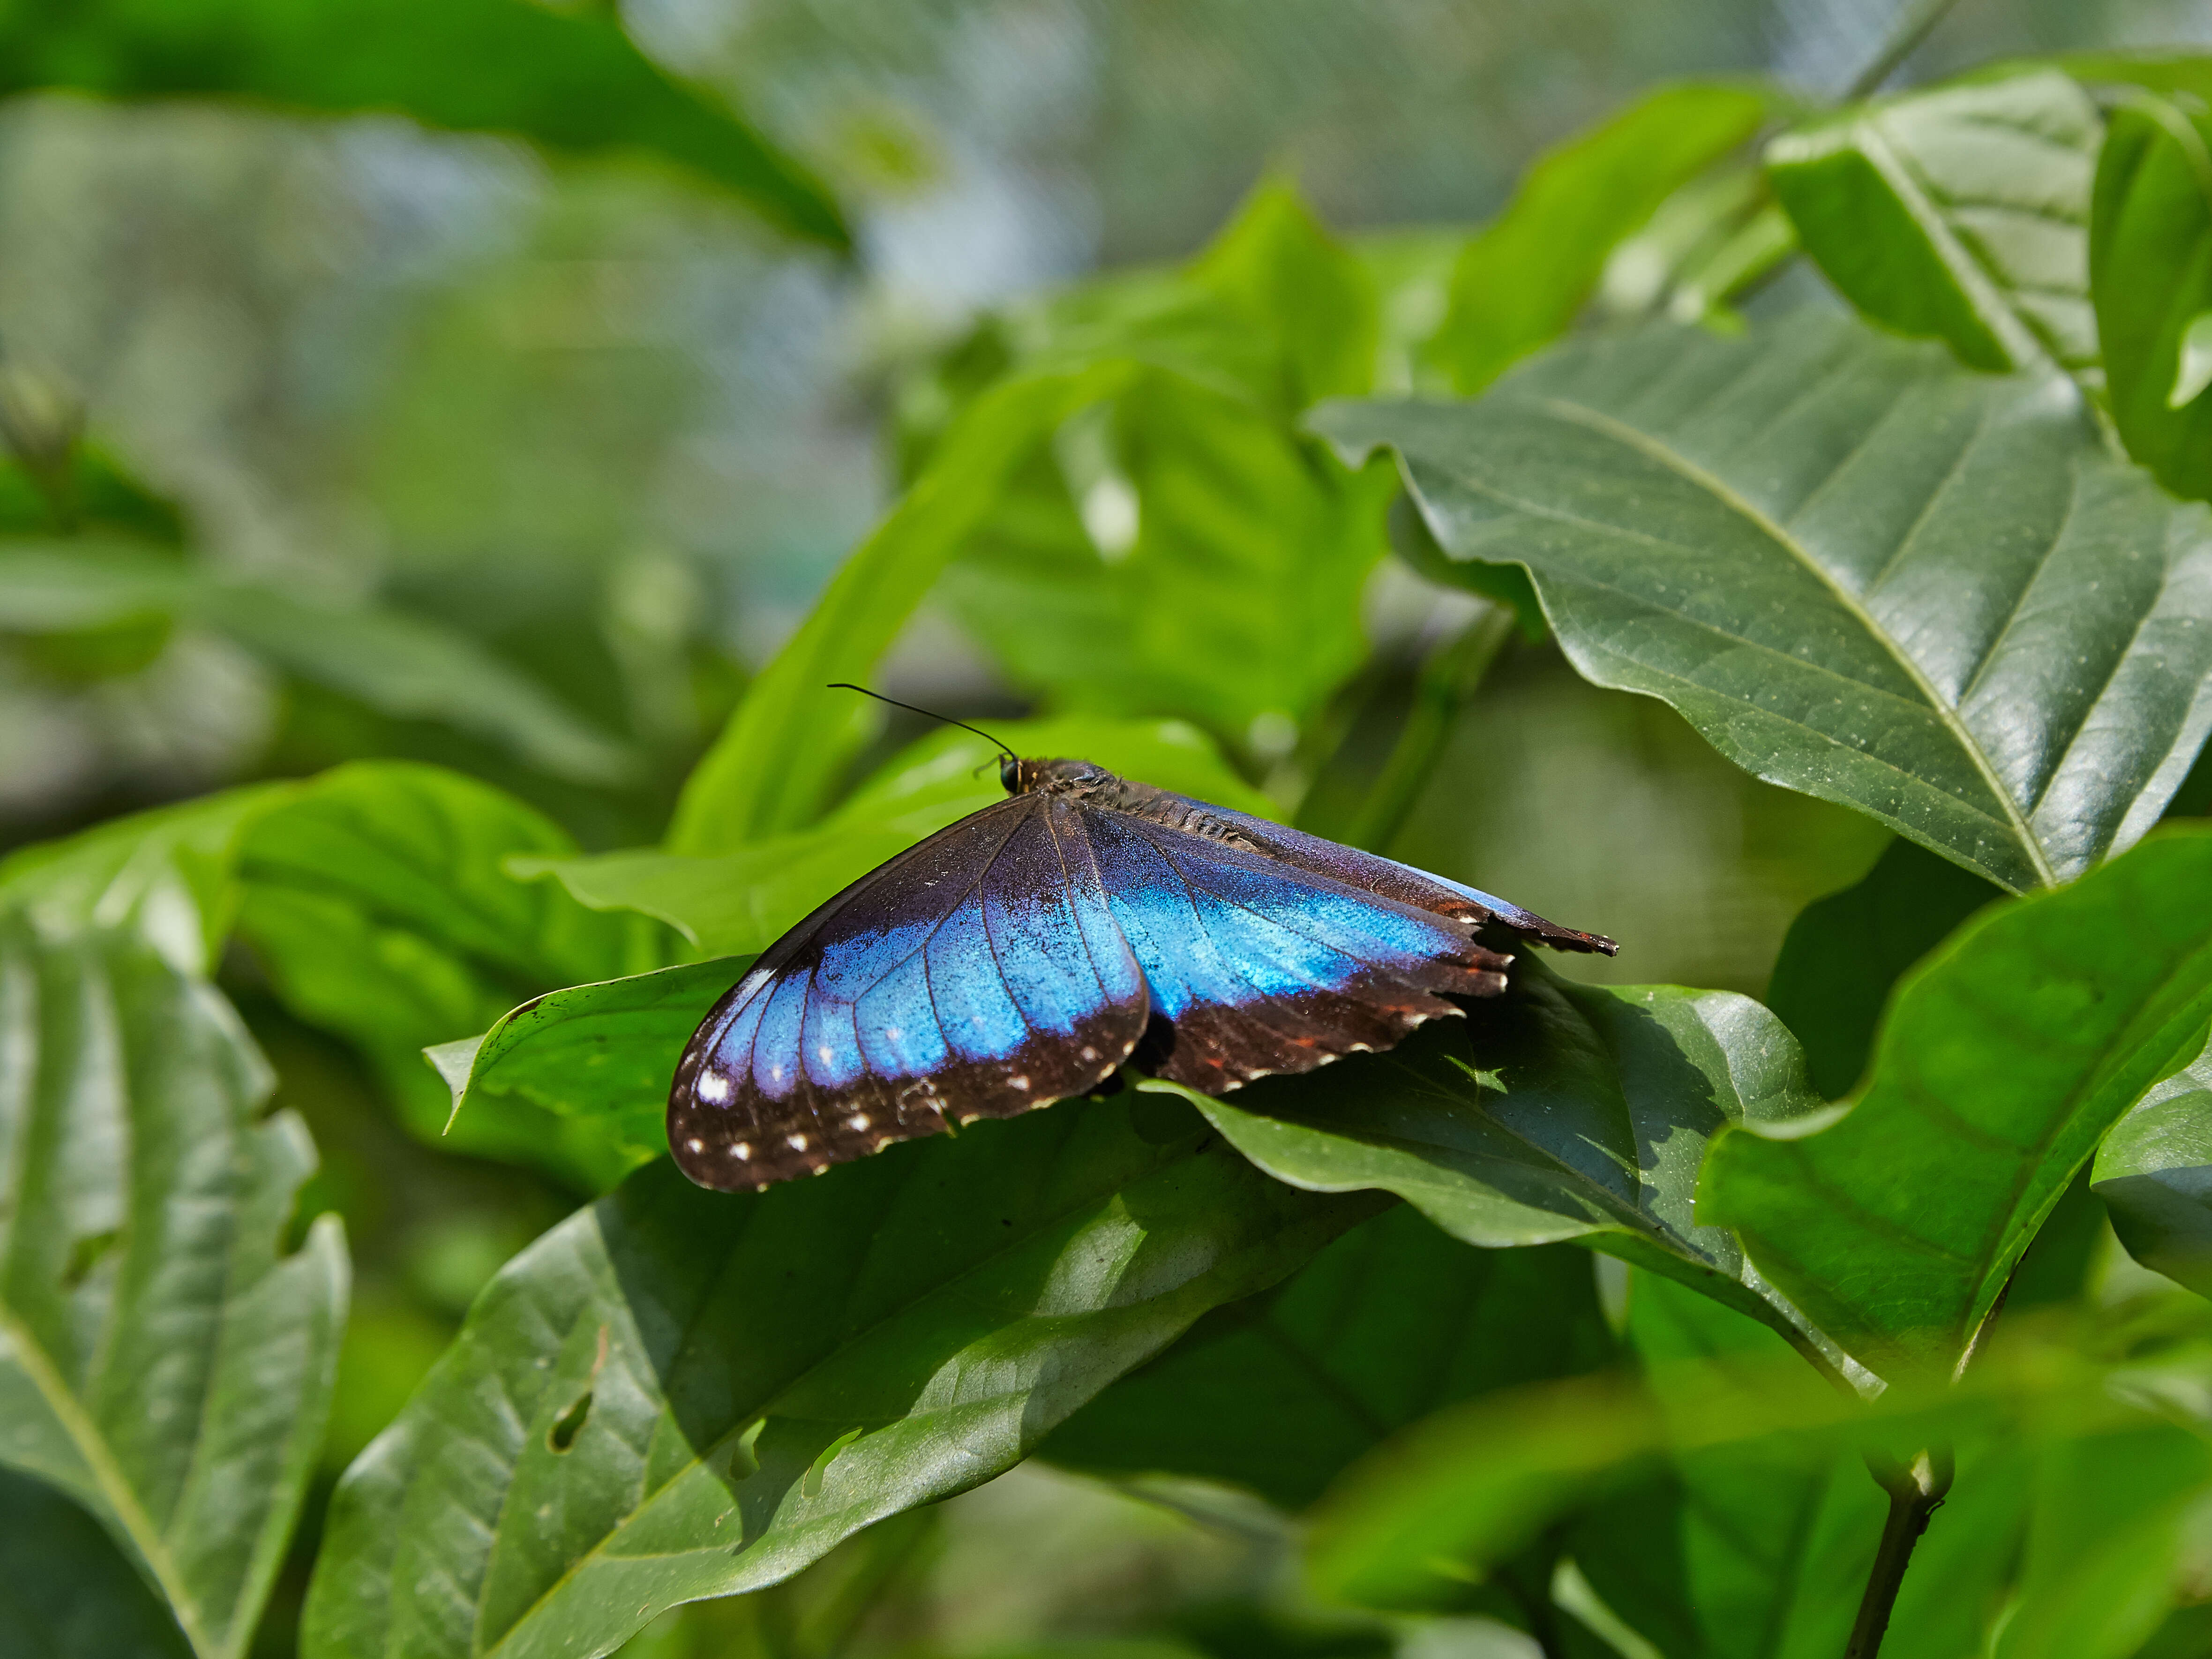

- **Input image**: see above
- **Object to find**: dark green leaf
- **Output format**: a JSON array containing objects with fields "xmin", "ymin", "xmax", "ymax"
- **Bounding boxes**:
[
  {"xmin": 1149, "ymin": 959, "xmax": 1845, "ymax": 1382},
  {"xmin": 2046, "ymin": 52, "xmax": 2212, "ymax": 102},
  {"xmin": 667, "ymin": 364, "xmax": 1137, "ymax": 854},
  {"xmin": 1429, "ymin": 82, "xmax": 1770, "ymax": 393},
  {"xmin": 1766, "ymin": 837, "xmax": 2003, "ymax": 1099},
  {"xmin": 0, "ymin": 1466, "xmax": 193, "ymax": 1659},
  {"xmin": 2092, "ymin": 1028, "xmax": 2212, "ymax": 1298},
  {"xmin": 235, "ymin": 762, "xmax": 670, "ymax": 1188},
  {"xmin": 547, "ymin": 717, "xmax": 1267, "ymax": 955},
  {"xmin": 1040, "ymin": 1207, "xmax": 1614, "ymax": 1511},
  {"xmin": 301, "ymin": 1101, "xmax": 1371, "ymax": 1659},
  {"xmin": 435, "ymin": 957, "xmax": 754, "ymax": 1179},
  {"xmin": 1769, "ymin": 70, "xmax": 2101, "ymax": 373},
  {"xmin": 2091, "ymin": 95, "xmax": 2212, "ymax": 502},
  {"xmin": 1701, "ymin": 825, "xmax": 2212, "ymax": 1381},
  {"xmin": 1315, "ymin": 314, "xmax": 2212, "ymax": 893},
  {"xmin": 0, "ymin": 0, "xmax": 847, "ymax": 248},
  {"xmin": 0, "ymin": 920, "xmax": 348, "ymax": 1659}
]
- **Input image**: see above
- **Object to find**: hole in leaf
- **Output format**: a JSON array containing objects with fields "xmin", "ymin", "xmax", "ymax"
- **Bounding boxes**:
[
  {"xmin": 549, "ymin": 1391, "xmax": 592, "ymax": 1453},
  {"xmin": 61, "ymin": 1229, "xmax": 120, "ymax": 1290}
]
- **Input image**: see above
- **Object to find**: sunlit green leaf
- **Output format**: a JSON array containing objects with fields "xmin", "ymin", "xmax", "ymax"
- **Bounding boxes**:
[
  {"xmin": 1041, "ymin": 1207, "xmax": 1614, "ymax": 1511},
  {"xmin": 2167, "ymin": 311, "xmax": 2212, "ymax": 408},
  {"xmin": 1316, "ymin": 314, "xmax": 2212, "ymax": 893},
  {"xmin": 235, "ymin": 762, "xmax": 671, "ymax": 1188},
  {"xmin": 2092, "ymin": 1029, "xmax": 2212, "ymax": 1299},
  {"xmin": 2091, "ymin": 95, "xmax": 2212, "ymax": 502},
  {"xmin": 301, "ymin": 1101, "xmax": 1372, "ymax": 1659},
  {"xmin": 0, "ymin": 919, "xmax": 348, "ymax": 1659},
  {"xmin": 0, "ymin": 0, "xmax": 847, "ymax": 247},
  {"xmin": 667, "ymin": 364, "xmax": 1138, "ymax": 854},
  {"xmin": 547, "ymin": 717, "xmax": 1265, "ymax": 955},
  {"xmin": 1770, "ymin": 69, "xmax": 2102, "ymax": 373},
  {"xmin": 1150, "ymin": 960, "xmax": 1845, "ymax": 1383},
  {"xmin": 1429, "ymin": 82, "xmax": 1770, "ymax": 393},
  {"xmin": 1702, "ymin": 825, "xmax": 2212, "ymax": 1382}
]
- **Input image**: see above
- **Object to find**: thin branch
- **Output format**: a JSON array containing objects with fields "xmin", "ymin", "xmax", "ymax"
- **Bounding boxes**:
[
  {"xmin": 1845, "ymin": 1446, "xmax": 1955, "ymax": 1659},
  {"xmin": 1345, "ymin": 603, "xmax": 1517, "ymax": 854},
  {"xmin": 1844, "ymin": 0, "xmax": 1973, "ymax": 100}
]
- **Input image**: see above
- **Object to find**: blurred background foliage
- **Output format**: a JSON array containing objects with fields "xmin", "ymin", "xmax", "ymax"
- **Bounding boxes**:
[{"xmin": 0, "ymin": 1, "xmax": 2208, "ymax": 1655}]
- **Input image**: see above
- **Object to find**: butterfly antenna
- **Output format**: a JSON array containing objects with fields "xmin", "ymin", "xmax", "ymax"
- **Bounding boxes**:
[{"xmin": 826, "ymin": 683, "xmax": 1016, "ymax": 762}]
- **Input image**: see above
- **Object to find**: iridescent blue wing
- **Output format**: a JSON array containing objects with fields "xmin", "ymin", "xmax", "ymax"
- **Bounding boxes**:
[
  {"xmin": 1079, "ymin": 806, "xmax": 1516, "ymax": 1095},
  {"xmin": 668, "ymin": 795, "xmax": 1147, "ymax": 1190}
]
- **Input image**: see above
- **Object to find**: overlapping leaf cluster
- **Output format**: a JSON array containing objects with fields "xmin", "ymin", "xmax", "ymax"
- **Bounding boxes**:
[{"xmin": 7, "ymin": 21, "xmax": 2212, "ymax": 1659}]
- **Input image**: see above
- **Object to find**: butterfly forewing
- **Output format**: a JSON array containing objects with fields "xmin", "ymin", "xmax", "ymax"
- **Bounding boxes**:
[{"xmin": 669, "ymin": 795, "xmax": 1147, "ymax": 1190}]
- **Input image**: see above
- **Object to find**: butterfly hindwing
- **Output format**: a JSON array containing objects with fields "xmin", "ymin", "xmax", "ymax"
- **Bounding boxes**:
[
  {"xmin": 669, "ymin": 795, "xmax": 1147, "ymax": 1190},
  {"xmin": 1078, "ymin": 806, "xmax": 1512, "ymax": 1093}
]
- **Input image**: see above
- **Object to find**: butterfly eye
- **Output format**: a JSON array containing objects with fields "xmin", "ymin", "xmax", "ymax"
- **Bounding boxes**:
[{"xmin": 999, "ymin": 755, "xmax": 1021, "ymax": 793}]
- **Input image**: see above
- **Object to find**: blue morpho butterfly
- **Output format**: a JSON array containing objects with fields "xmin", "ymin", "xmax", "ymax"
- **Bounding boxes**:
[{"xmin": 669, "ymin": 690, "xmax": 1616, "ymax": 1192}]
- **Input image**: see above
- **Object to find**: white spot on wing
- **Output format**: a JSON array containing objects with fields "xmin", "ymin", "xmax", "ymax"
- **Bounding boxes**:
[
  {"xmin": 686, "ymin": 1138, "xmax": 704, "ymax": 1153},
  {"xmin": 733, "ymin": 1142, "xmax": 752, "ymax": 1159},
  {"xmin": 697, "ymin": 1072, "xmax": 729, "ymax": 1103},
  {"xmin": 1010, "ymin": 1075, "xmax": 1029, "ymax": 1090},
  {"xmin": 787, "ymin": 1133, "xmax": 809, "ymax": 1151},
  {"xmin": 847, "ymin": 1113, "xmax": 871, "ymax": 1132}
]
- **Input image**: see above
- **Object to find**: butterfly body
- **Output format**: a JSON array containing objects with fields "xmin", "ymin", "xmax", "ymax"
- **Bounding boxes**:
[{"xmin": 669, "ymin": 757, "xmax": 1615, "ymax": 1191}]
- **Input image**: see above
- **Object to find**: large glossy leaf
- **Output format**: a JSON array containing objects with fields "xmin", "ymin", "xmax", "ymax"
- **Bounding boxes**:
[
  {"xmin": 0, "ymin": 1466, "xmax": 192, "ymax": 1659},
  {"xmin": 1765, "ymin": 837, "xmax": 2003, "ymax": 1099},
  {"xmin": 1146, "ymin": 959, "xmax": 1845, "ymax": 1384},
  {"xmin": 2092, "ymin": 1029, "xmax": 2212, "ymax": 1298},
  {"xmin": 1315, "ymin": 314, "xmax": 2212, "ymax": 893},
  {"xmin": 1770, "ymin": 70, "xmax": 2101, "ymax": 373},
  {"xmin": 2090, "ymin": 96, "xmax": 2212, "ymax": 503},
  {"xmin": 0, "ymin": 0, "xmax": 846, "ymax": 247},
  {"xmin": 0, "ymin": 547, "xmax": 633, "ymax": 784},
  {"xmin": 234, "ymin": 762, "xmax": 670, "ymax": 1187},
  {"xmin": 547, "ymin": 717, "xmax": 1267, "ymax": 956},
  {"xmin": 1039, "ymin": 1207, "xmax": 1614, "ymax": 1511},
  {"xmin": 434, "ymin": 957, "xmax": 752, "ymax": 1182},
  {"xmin": 1701, "ymin": 825, "xmax": 2212, "ymax": 1382},
  {"xmin": 300, "ymin": 1099, "xmax": 1372, "ymax": 1659},
  {"xmin": 1428, "ymin": 83, "xmax": 1770, "ymax": 393},
  {"xmin": 0, "ymin": 918, "xmax": 348, "ymax": 1659},
  {"xmin": 667, "ymin": 364, "xmax": 1137, "ymax": 854}
]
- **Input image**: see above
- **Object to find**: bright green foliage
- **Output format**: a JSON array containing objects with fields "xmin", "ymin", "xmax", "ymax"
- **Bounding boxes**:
[
  {"xmin": 1702, "ymin": 826, "xmax": 2212, "ymax": 1382},
  {"xmin": 2092, "ymin": 95, "xmax": 2212, "ymax": 502},
  {"xmin": 235, "ymin": 763, "xmax": 670, "ymax": 1187},
  {"xmin": 1317, "ymin": 314, "xmax": 2212, "ymax": 893},
  {"xmin": 2093, "ymin": 1030, "xmax": 2212, "ymax": 1297},
  {"xmin": 0, "ymin": 0, "xmax": 847, "ymax": 247},
  {"xmin": 1155, "ymin": 961, "xmax": 1841, "ymax": 1379},
  {"xmin": 1040, "ymin": 1207, "xmax": 1615, "ymax": 1510},
  {"xmin": 300, "ymin": 1103, "xmax": 1371, "ymax": 1659},
  {"xmin": 435, "ymin": 957, "xmax": 752, "ymax": 1183},
  {"xmin": 0, "ymin": 545, "xmax": 632, "ymax": 783},
  {"xmin": 1769, "ymin": 70, "xmax": 2101, "ymax": 373},
  {"xmin": 0, "ymin": 919, "xmax": 348, "ymax": 1659},
  {"xmin": 556, "ymin": 718, "xmax": 1264, "ymax": 955},
  {"xmin": 1766, "ymin": 838, "xmax": 2003, "ymax": 1099},
  {"xmin": 1429, "ymin": 83, "xmax": 1770, "ymax": 392}
]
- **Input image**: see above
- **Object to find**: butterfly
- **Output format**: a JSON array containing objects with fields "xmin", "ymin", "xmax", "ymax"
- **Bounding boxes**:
[{"xmin": 669, "ymin": 743, "xmax": 1615, "ymax": 1192}]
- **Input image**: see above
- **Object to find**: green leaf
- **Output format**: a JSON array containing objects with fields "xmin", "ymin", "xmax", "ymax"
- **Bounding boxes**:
[
  {"xmin": 0, "ymin": 1466, "xmax": 193, "ymax": 1658},
  {"xmin": 0, "ymin": 546, "xmax": 635, "ymax": 784},
  {"xmin": 1701, "ymin": 825, "xmax": 2212, "ymax": 1382},
  {"xmin": 2092, "ymin": 1028, "xmax": 2212, "ymax": 1298},
  {"xmin": 1314, "ymin": 313, "xmax": 2212, "ymax": 893},
  {"xmin": 1766, "ymin": 837, "xmax": 2003, "ymax": 1099},
  {"xmin": 1429, "ymin": 82, "xmax": 1770, "ymax": 393},
  {"xmin": 1769, "ymin": 69, "xmax": 2102, "ymax": 373},
  {"xmin": 300, "ymin": 1100, "xmax": 1372, "ymax": 1659},
  {"xmin": 1148, "ymin": 959, "xmax": 1844, "ymax": 1383},
  {"xmin": 0, "ymin": 783, "xmax": 296, "ymax": 975},
  {"xmin": 1184, "ymin": 180, "xmax": 1379, "ymax": 409},
  {"xmin": 546, "ymin": 716, "xmax": 1267, "ymax": 955},
  {"xmin": 2168, "ymin": 310, "xmax": 2212, "ymax": 408},
  {"xmin": 667, "ymin": 364, "xmax": 1137, "ymax": 854},
  {"xmin": 0, "ymin": 0, "xmax": 847, "ymax": 248},
  {"xmin": 0, "ymin": 919, "xmax": 348, "ymax": 1659},
  {"xmin": 1039, "ymin": 1207, "xmax": 1614, "ymax": 1511},
  {"xmin": 2091, "ymin": 95, "xmax": 2212, "ymax": 502},
  {"xmin": 439, "ymin": 957, "xmax": 753, "ymax": 1177},
  {"xmin": 235, "ymin": 762, "xmax": 670, "ymax": 1188}
]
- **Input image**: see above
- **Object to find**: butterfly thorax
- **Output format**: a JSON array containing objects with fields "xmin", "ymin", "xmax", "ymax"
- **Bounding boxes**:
[{"xmin": 1005, "ymin": 756, "xmax": 1260, "ymax": 849}]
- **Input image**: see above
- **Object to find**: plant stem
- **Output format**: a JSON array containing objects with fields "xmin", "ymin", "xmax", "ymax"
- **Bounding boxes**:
[
  {"xmin": 1344, "ymin": 603, "xmax": 1517, "ymax": 854},
  {"xmin": 1845, "ymin": 1446, "xmax": 1954, "ymax": 1658},
  {"xmin": 1843, "ymin": 0, "xmax": 1972, "ymax": 100}
]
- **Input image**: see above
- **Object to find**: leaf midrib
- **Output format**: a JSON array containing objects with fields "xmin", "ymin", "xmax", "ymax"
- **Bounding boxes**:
[{"xmin": 1532, "ymin": 393, "xmax": 2060, "ymax": 888}]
